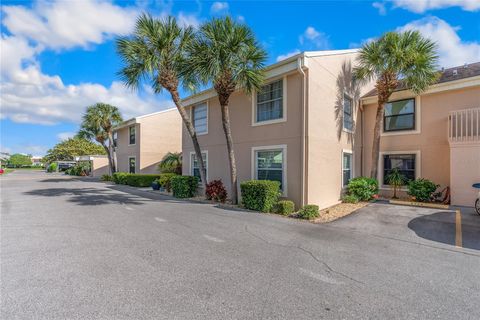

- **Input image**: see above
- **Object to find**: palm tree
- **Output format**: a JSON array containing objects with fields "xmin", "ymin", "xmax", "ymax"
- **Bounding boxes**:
[
  {"xmin": 78, "ymin": 103, "xmax": 122, "ymax": 174},
  {"xmin": 182, "ymin": 17, "xmax": 267, "ymax": 204},
  {"xmin": 354, "ymin": 30, "xmax": 438, "ymax": 178},
  {"xmin": 116, "ymin": 14, "xmax": 207, "ymax": 189},
  {"xmin": 159, "ymin": 152, "xmax": 182, "ymax": 175}
]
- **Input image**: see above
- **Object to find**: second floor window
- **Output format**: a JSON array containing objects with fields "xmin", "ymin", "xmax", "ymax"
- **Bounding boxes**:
[
  {"xmin": 192, "ymin": 103, "xmax": 208, "ymax": 134},
  {"xmin": 384, "ymin": 98, "xmax": 415, "ymax": 132},
  {"xmin": 129, "ymin": 126, "xmax": 136, "ymax": 145},
  {"xmin": 256, "ymin": 79, "xmax": 283, "ymax": 123},
  {"xmin": 343, "ymin": 95, "xmax": 353, "ymax": 131}
]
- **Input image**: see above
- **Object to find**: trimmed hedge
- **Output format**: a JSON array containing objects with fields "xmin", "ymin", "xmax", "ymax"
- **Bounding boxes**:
[
  {"xmin": 342, "ymin": 194, "xmax": 359, "ymax": 203},
  {"xmin": 112, "ymin": 172, "xmax": 131, "ymax": 185},
  {"xmin": 157, "ymin": 173, "xmax": 177, "ymax": 192},
  {"xmin": 100, "ymin": 174, "xmax": 112, "ymax": 181},
  {"xmin": 273, "ymin": 200, "xmax": 295, "ymax": 216},
  {"xmin": 407, "ymin": 178, "xmax": 438, "ymax": 202},
  {"xmin": 240, "ymin": 180, "xmax": 280, "ymax": 213},
  {"xmin": 347, "ymin": 177, "xmax": 379, "ymax": 201},
  {"xmin": 125, "ymin": 174, "xmax": 162, "ymax": 187},
  {"xmin": 47, "ymin": 163, "xmax": 57, "ymax": 172},
  {"xmin": 298, "ymin": 205, "xmax": 320, "ymax": 220},
  {"xmin": 171, "ymin": 175, "xmax": 199, "ymax": 198}
]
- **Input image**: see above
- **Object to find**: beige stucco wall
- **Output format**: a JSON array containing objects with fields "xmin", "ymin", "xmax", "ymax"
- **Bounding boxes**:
[
  {"xmin": 362, "ymin": 85, "xmax": 480, "ymax": 201},
  {"xmin": 115, "ymin": 109, "xmax": 182, "ymax": 174},
  {"xmin": 91, "ymin": 157, "xmax": 109, "ymax": 178},
  {"xmin": 305, "ymin": 52, "xmax": 374, "ymax": 209},
  {"xmin": 182, "ymin": 72, "xmax": 304, "ymax": 208},
  {"xmin": 450, "ymin": 143, "xmax": 480, "ymax": 206}
]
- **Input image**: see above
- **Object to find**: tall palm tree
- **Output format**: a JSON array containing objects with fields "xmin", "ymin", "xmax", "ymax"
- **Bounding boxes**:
[
  {"xmin": 78, "ymin": 103, "xmax": 123, "ymax": 174},
  {"xmin": 182, "ymin": 17, "xmax": 267, "ymax": 204},
  {"xmin": 354, "ymin": 30, "xmax": 438, "ymax": 179},
  {"xmin": 116, "ymin": 14, "xmax": 207, "ymax": 189}
]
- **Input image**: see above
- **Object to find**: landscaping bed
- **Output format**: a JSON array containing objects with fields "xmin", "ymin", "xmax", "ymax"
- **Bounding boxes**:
[{"xmin": 312, "ymin": 201, "xmax": 370, "ymax": 223}]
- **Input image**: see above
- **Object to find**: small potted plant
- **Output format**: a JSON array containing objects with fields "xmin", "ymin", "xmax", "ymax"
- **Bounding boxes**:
[{"xmin": 386, "ymin": 168, "xmax": 406, "ymax": 199}]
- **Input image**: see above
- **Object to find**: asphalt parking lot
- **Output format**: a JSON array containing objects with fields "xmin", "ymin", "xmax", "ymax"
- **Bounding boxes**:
[{"xmin": 1, "ymin": 171, "xmax": 479, "ymax": 319}]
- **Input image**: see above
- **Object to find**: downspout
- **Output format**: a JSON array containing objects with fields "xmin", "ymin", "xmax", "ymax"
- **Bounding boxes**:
[
  {"xmin": 360, "ymin": 100, "xmax": 364, "ymax": 176},
  {"xmin": 297, "ymin": 57, "xmax": 307, "ymax": 206}
]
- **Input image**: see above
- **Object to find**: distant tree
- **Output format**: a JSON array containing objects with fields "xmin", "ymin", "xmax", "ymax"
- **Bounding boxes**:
[
  {"xmin": 158, "ymin": 152, "xmax": 182, "ymax": 174},
  {"xmin": 8, "ymin": 154, "xmax": 32, "ymax": 167},
  {"xmin": 43, "ymin": 138, "xmax": 106, "ymax": 163},
  {"xmin": 78, "ymin": 103, "xmax": 123, "ymax": 174},
  {"xmin": 354, "ymin": 31, "xmax": 438, "ymax": 179}
]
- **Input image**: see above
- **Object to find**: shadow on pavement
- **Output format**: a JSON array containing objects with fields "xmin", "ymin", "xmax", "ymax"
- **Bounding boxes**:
[
  {"xmin": 408, "ymin": 211, "xmax": 480, "ymax": 251},
  {"xmin": 23, "ymin": 187, "xmax": 147, "ymax": 206}
]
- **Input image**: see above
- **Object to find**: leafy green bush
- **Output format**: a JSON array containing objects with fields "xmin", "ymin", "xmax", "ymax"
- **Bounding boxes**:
[
  {"xmin": 407, "ymin": 178, "xmax": 438, "ymax": 202},
  {"xmin": 347, "ymin": 177, "xmax": 379, "ymax": 201},
  {"xmin": 273, "ymin": 200, "xmax": 295, "ymax": 216},
  {"xmin": 125, "ymin": 174, "xmax": 162, "ymax": 187},
  {"xmin": 100, "ymin": 174, "xmax": 112, "ymax": 181},
  {"xmin": 47, "ymin": 163, "xmax": 57, "ymax": 172},
  {"xmin": 342, "ymin": 194, "xmax": 359, "ymax": 203},
  {"xmin": 205, "ymin": 179, "xmax": 228, "ymax": 203},
  {"xmin": 158, "ymin": 173, "xmax": 177, "ymax": 192},
  {"xmin": 112, "ymin": 172, "xmax": 130, "ymax": 185},
  {"xmin": 298, "ymin": 205, "xmax": 320, "ymax": 220},
  {"xmin": 240, "ymin": 180, "xmax": 280, "ymax": 212},
  {"xmin": 171, "ymin": 175, "xmax": 199, "ymax": 198},
  {"xmin": 66, "ymin": 162, "xmax": 91, "ymax": 176}
]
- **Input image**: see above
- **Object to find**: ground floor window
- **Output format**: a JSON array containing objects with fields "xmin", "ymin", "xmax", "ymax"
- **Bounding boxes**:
[
  {"xmin": 342, "ymin": 152, "xmax": 353, "ymax": 187},
  {"xmin": 191, "ymin": 152, "xmax": 207, "ymax": 182},
  {"xmin": 129, "ymin": 157, "xmax": 136, "ymax": 174},
  {"xmin": 383, "ymin": 154, "xmax": 415, "ymax": 185},
  {"xmin": 254, "ymin": 147, "xmax": 285, "ymax": 191}
]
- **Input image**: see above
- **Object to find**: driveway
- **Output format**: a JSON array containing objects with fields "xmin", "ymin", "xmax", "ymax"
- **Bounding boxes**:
[{"xmin": 1, "ymin": 171, "xmax": 479, "ymax": 319}]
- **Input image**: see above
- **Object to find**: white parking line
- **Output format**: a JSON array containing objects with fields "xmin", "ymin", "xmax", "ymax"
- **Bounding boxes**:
[
  {"xmin": 203, "ymin": 234, "xmax": 225, "ymax": 243},
  {"xmin": 154, "ymin": 217, "xmax": 167, "ymax": 222},
  {"xmin": 299, "ymin": 268, "xmax": 342, "ymax": 285}
]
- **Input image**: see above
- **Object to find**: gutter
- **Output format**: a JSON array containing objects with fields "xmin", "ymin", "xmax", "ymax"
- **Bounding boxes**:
[{"xmin": 297, "ymin": 57, "xmax": 308, "ymax": 207}]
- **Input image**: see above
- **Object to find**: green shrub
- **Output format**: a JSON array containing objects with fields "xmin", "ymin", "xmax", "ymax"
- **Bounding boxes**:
[
  {"xmin": 158, "ymin": 173, "xmax": 177, "ymax": 192},
  {"xmin": 298, "ymin": 205, "xmax": 320, "ymax": 220},
  {"xmin": 240, "ymin": 180, "xmax": 280, "ymax": 213},
  {"xmin": 347, "ymin": 177, "xmax": 379, "ymax": 201},
  {"xmin": 273, "ymin": 200, "xmax": 295, "ymax": 216},
  {"xmin": 100, "ymin": 174, "xmax": 112, "ymax": 181},
  {"xmin": 125, "ymin": 174, "xmax": 162, "ymax": 187},
  {"xmin": 407, "ymin": 178, "xmax": 439, "ymax": 202},
  {"xmin": 342, "ymin": 194, "xmax": 359, "ymax": 204},
  {"xmin": 47, "ymin": 163, "xmax": 57, "ymax": 172},
  {"xmin": 112, "ymin": 172, "xmax": 130, "ymax": 185},
  {"xmin": 171, "ymin": 175, "xmax": 199, "ymax": 198}
]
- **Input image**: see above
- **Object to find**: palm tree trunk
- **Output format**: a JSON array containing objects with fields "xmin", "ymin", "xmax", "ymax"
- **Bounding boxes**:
[
  {"xmin": 370, "ymin": 99, "xmax": 385, "ymax": 179},
  {"xmin": 103, "ymin": 144, "xmax": 115, "ymax": 175},
  {"xmin": 107, "ymin": 132, "xmax": 116, "ymax": 173},
  {"xmin": 169, "ymin": 89, "xmax": 208, "ymax": 191},
  {"xmin": 220, "ymin": 103, "xmax": 238, "ymax": 204}
]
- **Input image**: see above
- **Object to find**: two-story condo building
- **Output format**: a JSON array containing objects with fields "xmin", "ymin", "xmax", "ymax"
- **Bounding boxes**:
[
  {"xmin": 181, "ymin": 49, "xmax": 480, "ymax": 209},
  {"xmin": 114, "ymin": 108, "xmax": 182, "ymax": 174}
]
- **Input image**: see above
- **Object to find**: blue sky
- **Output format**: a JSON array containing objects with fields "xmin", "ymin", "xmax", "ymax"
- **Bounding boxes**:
[{"xmin": 1, "ymin": 0, "xmax": 479, "ymax": 156}]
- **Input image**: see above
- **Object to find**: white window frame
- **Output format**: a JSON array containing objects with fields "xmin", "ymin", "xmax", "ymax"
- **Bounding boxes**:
[
  {"xmin": 381, "ymin": 95, "xmax": 421, "ymax": 136},
  {"xmin": 378, "ymin": 150, "xmax": 421, "ymax": 190},
  {"xmin": 251, "ymin": 144, "xmax": 288, "ymax": 196},
  {"xmin": 128, "ymin": 156, "xmax": 136, "ymax": 174},
  {"xmin": 191, "ymin": 101, "xmax": 209, "ymax": 135},
  {"xmin": 342, "ymin": 94, "xmax": 354, "ymax": 133},
  {"xmin": 251, "ymin": 76, "xmax": 287, "ymax": 126},
  {"xmin": 189, "ymin": 150, "xmax": 208, "ymax": 182},
  {"xmin": 128, "ymin": 125, "xmax": 136, "ymax": 146},
  {"xmin": 342, "ymin": 149, "xmax": 353, "ymax": 188}
]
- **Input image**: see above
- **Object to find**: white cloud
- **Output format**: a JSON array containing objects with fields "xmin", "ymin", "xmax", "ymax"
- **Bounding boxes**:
[
  {"xmin": 299, "ymin": 26, "xmax": 330, "ymax": 49},
  {"xmin": 0, "ymin": 0, "xmax": 182, "ymax": 126},
  {"xmin": 57, "ymin": 132, "xmax": 76, "ymax": 141},
  {"xmin": 210, "ymin": 2, "xmax": 229, "ymax": 14},
  {"xmin": 393, "ymin": 0, "xmax": 480, "ymax": 13},
  {"xmin": 177, "ymin": 12, "xmax": 201, "ymax": 28},
  {"xmin": 400, "ymin": 17, "xmax": 480, "ymax": 68},
  {"xmin": 276, "ymin": 50, "xmax": 301, "ymax": 62},
  {"xmin": 372, "ymin": 2, "xmax": 387, "ymax": 15},
  {"xmin": 1, "ymin": 0, "xmax": 138, "ymax": 50}
]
